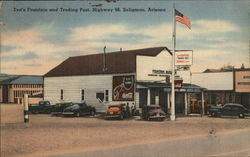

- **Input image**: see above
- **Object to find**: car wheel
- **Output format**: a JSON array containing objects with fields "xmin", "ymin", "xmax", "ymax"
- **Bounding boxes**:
[
  {"xmin": 75, "ymin": 112, "xmax": 80, "ymax": 117},
  {"xmin": 90, "ymin": 111, "xmax": 95, "ymax": 116},
  {"xmin": 239, "ymin": 113, "xmax": 245, "ymax": 118},
  {"xmin": 211, "ymin": 112, "xmax": 217, "ymax": 117},
  {"xmin": 120, "ymin": 114, "xmax": 124, "ymax": 120}
]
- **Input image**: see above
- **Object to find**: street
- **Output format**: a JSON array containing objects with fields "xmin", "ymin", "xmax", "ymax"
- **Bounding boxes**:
[
  {"xmin": 46, "ymin": 129, "xmax": 250, "ymax": 157},
  {"xmin": 1, "ymin": 114, "xmax": 250, "ymax": 157}
]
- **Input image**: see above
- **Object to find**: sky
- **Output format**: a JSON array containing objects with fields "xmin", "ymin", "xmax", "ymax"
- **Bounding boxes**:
[{"xmin": 0, "ymin": 0, "xmax": 249, "ymax": 75}]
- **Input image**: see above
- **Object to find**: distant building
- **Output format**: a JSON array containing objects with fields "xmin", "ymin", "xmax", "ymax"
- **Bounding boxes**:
[
  {"xmin": 0, "ymin": 75, "xmax": 43, "ymax": 104},
  {"xmin": 192, "ymin": 68, "xmax": 250, "ymax": 109}
]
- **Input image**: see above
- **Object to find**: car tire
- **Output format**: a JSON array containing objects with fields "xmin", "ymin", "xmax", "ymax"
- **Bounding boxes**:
[
  {"xmin": 211, "ymin": 112, "xmax": 217, "ymax": 117},
  {"xmin": 120, "ymin": 114, "xmax": 124, "ymax": 120},
  {"xmin": 90, "ymin": 111, "xmax": 95, "ymax": 116},
  {"xmin": 239, "ymin": 113, "xmax": 245, "ymax": 118},
  {"xmin": 75, "ymin": 112, "xmax": 80, "ymax": 117}
]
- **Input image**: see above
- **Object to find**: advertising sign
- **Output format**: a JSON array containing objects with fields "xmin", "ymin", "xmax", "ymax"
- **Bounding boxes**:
[
  {"xmin": 175, "ymin": 51, "xmax": 193, "ymax": 66},
  {"xmin": 113, "ymin": 75, "xmax": 135, "ymax": 101}
]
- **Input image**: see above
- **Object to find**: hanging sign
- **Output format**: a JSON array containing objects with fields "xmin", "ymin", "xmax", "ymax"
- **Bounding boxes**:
[{"xmin": 175, "ymin": 51, "xmax": 193, "ymax": 66}]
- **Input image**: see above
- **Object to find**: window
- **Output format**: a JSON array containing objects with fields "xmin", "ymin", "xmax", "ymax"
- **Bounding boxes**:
[
  {"xmin": 60, "ymin": 89, "xmax": 63, "ymax": 100},
  {"xmin": 81, "ymin": 89, "xmax": 84, "ymax": 101},
  {"xmin": 105, "ymin": 90, "xmax": 109, "ymax": 102},
  {"xmin": 96, "ymin": 92, "xmax": 104, "ymax": 102}
]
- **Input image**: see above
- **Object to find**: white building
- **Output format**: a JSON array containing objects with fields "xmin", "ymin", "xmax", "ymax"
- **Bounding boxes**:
[{"xmin": 44, "ymin": 47, "xmax": 204, "ymax": 114}]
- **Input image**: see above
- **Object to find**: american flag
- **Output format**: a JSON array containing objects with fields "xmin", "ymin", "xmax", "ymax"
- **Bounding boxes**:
[{"xmin": 175, "ymin": 9, "xmax": 191, "ymax": 29}]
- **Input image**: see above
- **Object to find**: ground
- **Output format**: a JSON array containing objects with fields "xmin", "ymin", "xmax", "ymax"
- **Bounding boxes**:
[{"xmin": 1, "ymin": 114, "xmax": 250, "ymax": 157}]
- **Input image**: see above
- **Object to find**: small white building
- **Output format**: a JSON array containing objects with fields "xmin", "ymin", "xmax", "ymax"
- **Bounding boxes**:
[{"xmin": 44, "ymin": 47, "xmax": 204, "ymax": 113}]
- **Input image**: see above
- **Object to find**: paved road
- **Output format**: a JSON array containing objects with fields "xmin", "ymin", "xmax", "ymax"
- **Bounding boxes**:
[{"xmin": 46, "ymin": 129, "xmax": 250, "ymax": 157}]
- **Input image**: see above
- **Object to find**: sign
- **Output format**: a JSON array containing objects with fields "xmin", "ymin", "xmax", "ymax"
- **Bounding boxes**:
[
  {"xmin": 113, "ymin": 75, "xmax": 134, "ymax": 101},
  {"xmin": 148, "ymin": 69, "xmax": 171, "ymax": 77},
  {"xmin": 175, "ymin": 51, "xmax": 193, "ymax": 66},
  {"xmin": 174, "ymin": 80, "xmax": 183, "ymax": 89}
]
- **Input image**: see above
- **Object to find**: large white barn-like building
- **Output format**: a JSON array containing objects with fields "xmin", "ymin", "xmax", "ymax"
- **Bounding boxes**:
[{"xmin": 44, "ymin": 47, "xmax": 204, "ymax": 113}]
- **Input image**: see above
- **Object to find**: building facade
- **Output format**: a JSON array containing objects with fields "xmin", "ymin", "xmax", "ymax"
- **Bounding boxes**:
[
  {"xmin": 44, "ymin": 47, "xmax": 205, "ymax": 114},
  {"xmin": 0, "ymin": 76, "xmax": 43, "ymax": 104}
]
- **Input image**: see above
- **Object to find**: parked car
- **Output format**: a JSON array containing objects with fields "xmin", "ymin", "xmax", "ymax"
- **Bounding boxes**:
[
  {"xmin": 51, "ymin": 102, "xmax": 73, "ymax": 116},
  {"xmin": 62, "ymin": 102, "xmax": 96, "ymax": 117},
  {"xmin": 141, "ymin": 105, "xmax": 166, "ymax": 121},
  {"xmin": 105, "ymin": 103, "xmax": 129, "ymax": 120},
  {"xmin": 208, "ymin": 103, "xmax": 249, "ymax": 118},
  {"xmin": 29, "ymin": 100, "xmax": 54, "ymax": 114}
]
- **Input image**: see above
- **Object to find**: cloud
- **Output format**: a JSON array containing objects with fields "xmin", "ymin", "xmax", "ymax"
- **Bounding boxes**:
[{"xmin": 2, "ymin": 52, "xmax": 38, "ymax": 62}]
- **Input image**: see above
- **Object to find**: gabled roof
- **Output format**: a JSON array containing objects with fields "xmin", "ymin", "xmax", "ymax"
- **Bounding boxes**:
[
  {"xmin": 45, "ymin": 47, "xmax": 171, "ymax": 77},
  {"xmin": 0, "ymin": 75, "xmax": 43, "ymax": 85}
]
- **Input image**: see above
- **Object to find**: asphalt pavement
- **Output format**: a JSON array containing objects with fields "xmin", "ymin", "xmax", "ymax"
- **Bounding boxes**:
[{"xmin": 45, "ymin": 129, "xmax": 250, "ymax": 157}]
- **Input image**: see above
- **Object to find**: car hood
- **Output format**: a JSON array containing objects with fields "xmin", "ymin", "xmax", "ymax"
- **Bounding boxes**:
[
  {"xmin": 64, "ymin": 105, "xmax": 79, "ymax": 111},
  {"xmin": 107, "ymin": 108, "xmax": 121, "ymax": 113}
]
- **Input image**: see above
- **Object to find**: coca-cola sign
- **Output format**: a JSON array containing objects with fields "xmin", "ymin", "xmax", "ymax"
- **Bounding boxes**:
[{"xmin": 113, "ymin": 75, "xmax": 134, "ymax": 101}]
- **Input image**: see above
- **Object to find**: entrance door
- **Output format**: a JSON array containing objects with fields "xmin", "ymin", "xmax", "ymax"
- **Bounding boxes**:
[
  {"xmin": 159, "ymin": 89, "xmax": 168, "ymax": 113},
  {"xmin": 2, "ymin": 85, "xmax": 9, "ymax": 103},
  {"xmin": 139, "ymin": 89, "xmax": 147, "ymax": 108},
  {"xmin": 175, "ymin": 92, "xmax": 185, "ymax": 114}
]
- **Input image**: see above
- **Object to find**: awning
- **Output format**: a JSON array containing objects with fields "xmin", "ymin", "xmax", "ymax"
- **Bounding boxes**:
[{"xmin": 136, "ymin": 81, "xmax": 206, "ymax": 92}]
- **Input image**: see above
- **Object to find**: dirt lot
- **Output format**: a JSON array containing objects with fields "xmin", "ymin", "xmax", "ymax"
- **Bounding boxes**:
[{"xmin": 1, "ymin": 114, "xmax": 250, "ymax": 157}]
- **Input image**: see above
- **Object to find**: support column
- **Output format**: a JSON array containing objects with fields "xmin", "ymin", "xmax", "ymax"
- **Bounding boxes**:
[
  {"xmin": 202, "ymin": 91, "xmax": 205, "ymax": 115},
  {"xmin": 167, "ymin": 92, "xmax": 170, "ymax": 114},
  {"xmin": 185, "ymin": 92, "xmax": 188, "ymax": 116},
  {"xmin": 147, "ymin": 88, "xmax": 151, "ymax": 105}
]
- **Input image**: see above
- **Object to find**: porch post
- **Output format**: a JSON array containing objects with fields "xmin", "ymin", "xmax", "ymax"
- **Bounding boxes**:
[
  {"xmin": 185, "ymin": 92, "xmax": 188, "ymax": 116},
  {"xmin": 167, "ymin": 92, "xmax": 170, "ymax": 114},
  {"xmin": 147, "ymin": 88, "xmax": 151, "ymax": 105},
  {"xmin": 201, "ymin": 91, "xmax": 205, "ymax": 115}
]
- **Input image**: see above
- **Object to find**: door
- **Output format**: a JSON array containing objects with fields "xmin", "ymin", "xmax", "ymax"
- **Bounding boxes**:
[
  {"xmin": 221, "ymin": 105, "xmax": 232, "ymax": 116},
  {"xmin": 159, "ymin": 89, "xmax": 168, "ymax": 113},
  {"xmin": 2, "ymin": 85, "xmax": 9, "ymax": 103},
  {"xmin": 139, "ymin": 89, "xmax": 147, "ymax": 108},
  {"xmin": 175, "ymin": 92, "xmax": 185, "ymax": 114}
]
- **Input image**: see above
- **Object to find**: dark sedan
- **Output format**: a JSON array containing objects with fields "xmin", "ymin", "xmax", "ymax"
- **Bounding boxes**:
[
  {"xmin": 208, "ymin": 103, "xmax": 249, "ymax": 118},
  {"xmin": 62, "ymin": 102, "xmax": 96, "ymax": 117},
  {"xmin": 141, "ymin": 105, "xmax": 166, "ymax": 121}
]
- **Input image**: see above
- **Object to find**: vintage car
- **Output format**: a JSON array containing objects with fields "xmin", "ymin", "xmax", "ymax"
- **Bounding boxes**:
[
  {"xmin": 141, "ymin": 105, "xmax": 166, "ymax": 121},
  {"xmin": 29, "ymin": 100, "xmax": 54, "ymax": 114},
  {"xmin": 50, "ymin": 102, "xmax": 73, "ymax": 116},
  {"xmin": 208, "ymin": 103, "xmax": 249, "ymax": 118},
  {"xmin": 62, "ymin": 102, "xmax": 96, "ymax": 117},
  {"xmin": 105, "ymin": 103, "xmax": 129, "ymax": 120}
]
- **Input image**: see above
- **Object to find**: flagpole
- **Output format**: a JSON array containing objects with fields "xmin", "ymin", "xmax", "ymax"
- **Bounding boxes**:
[{"xmin": 170, "ymin": 4, "xmax": 176, "ymax": 121}]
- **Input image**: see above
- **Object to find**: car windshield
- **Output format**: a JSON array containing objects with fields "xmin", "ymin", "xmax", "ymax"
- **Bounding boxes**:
[{"xmin": 149, "ymin": 106, "xmax": 160, "ymax": 110}]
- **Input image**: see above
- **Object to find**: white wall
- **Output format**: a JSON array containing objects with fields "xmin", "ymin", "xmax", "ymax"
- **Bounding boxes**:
[
  {"xmin": 44, "ymin": 74, "xmax": 135, "ymax": 112},
  {"xmin": 136, "ymin": 49, "xmax": 172, "ymax": 82},
  {"xmin": 191, "ymin": 72, "xmax": 233, "ymax": 90}
]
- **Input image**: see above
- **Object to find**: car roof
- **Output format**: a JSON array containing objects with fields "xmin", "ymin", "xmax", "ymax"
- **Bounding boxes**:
[{"xmin": 224, "ymin": 103, "xmax": 244, "ymax": 107}]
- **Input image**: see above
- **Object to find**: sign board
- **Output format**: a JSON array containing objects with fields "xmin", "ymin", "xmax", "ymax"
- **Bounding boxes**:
[
  {"xmin": 112, "ymin": 75, "xmax": 134, "ymax": 101},
  {"xmin": 175, "ymin": 51, "xmax": 193, "ymax": 66},
  {"xmin": 148, "ymin": 69, "xmax": 172, "ymax": 77}
]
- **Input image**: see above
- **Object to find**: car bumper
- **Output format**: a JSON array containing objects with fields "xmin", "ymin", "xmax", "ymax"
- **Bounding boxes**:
[
  {"xmin": 105, "ymin": 114, "xmax": 121, "ymax": 118},
  {"xmin": 149, "ymin": 115, "xmax": 166, "ymax": 119},
  {"xmin": 62, "ymin": 112, "xmax": 75, "ymax": 115}
]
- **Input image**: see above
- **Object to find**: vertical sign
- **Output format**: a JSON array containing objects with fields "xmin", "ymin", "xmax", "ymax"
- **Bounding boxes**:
[{"xmin": 113, "ymin": 75, "xmax": 134, "ymax": 101}]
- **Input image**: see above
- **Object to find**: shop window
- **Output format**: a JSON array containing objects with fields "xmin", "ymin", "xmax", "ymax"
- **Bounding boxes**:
[
  {"xmin": 60, "ymin": 89, "xmax": 64, "ymax": 100},
  {"xmin": 96, "ymin": 92, "xmax": 104, "ymax": 102},
  {"xmin": 105, "ymin": 90, "xmax": 109, "ymax": 102},
  {"xmin": 81, "ymin": 89, "xmax": 84, "ymax": 101}
]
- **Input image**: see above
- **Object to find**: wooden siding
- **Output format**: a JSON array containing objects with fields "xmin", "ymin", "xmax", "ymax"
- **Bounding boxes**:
[{"xmin": 44, "ymin": 74, "xmax": 136, "ymax": 112}]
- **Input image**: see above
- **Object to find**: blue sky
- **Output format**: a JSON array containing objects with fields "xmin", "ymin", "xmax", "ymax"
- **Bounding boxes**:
[{"xmin": 1, "ymin": 0, "xmax": 249, "ymax": 75}]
